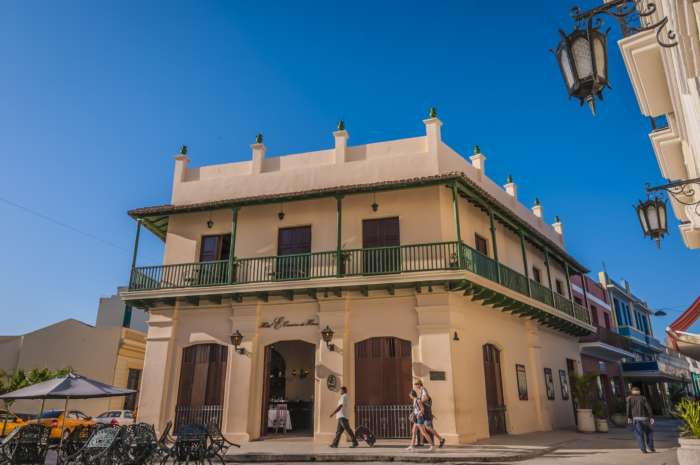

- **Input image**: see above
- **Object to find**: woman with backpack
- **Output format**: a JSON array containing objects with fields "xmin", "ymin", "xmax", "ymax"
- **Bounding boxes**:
[
  {"xmin": 406, "ymin": 389, "xmax": 434, "ymax": 451},
  {"xmin": 414, "ymin": 380, "xmax": 445, "ymax": 448}
]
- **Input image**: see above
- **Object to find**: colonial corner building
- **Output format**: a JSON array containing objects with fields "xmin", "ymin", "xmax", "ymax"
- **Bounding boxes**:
[{"xmin": 121, "ymin": 113, "xmax": 595, "ymax": 444}]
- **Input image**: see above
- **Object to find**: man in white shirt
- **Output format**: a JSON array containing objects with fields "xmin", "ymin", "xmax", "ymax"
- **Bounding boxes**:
[{"xmin": 329, "ymin": 386, "xmax": 358, "ymax": 448}]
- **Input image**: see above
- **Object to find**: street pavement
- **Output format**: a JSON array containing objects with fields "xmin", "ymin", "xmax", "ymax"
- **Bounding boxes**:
[
  {"xmin": 225, "ymin": 419, "xmax": 682, "ymax": 464},
  {"xmin": 42, "ymin": 419, "xmax": 682, "ymax": 464}
]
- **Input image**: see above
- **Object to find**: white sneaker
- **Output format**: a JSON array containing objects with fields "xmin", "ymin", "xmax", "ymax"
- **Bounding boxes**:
[
  {"xmin": 426, "ymin": 446, "xmax": 434, "ymax": 452},
  {"xmin": 406, "ymin": 445, "xmax": 415, "ymax": 451}
]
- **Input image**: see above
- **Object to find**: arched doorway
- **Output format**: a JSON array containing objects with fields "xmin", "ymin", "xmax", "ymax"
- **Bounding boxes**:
[
  {"xmin": 355, "ymin": 337, "xmax": 413, "ymax": 438},
  {"xmin": 260, "ymin": 340, "xmax": 315, "ymax": 437},
  {"xmin": 175, "ymin": 343, "xmax": 228, "ymax": 431},
  {"xmin": 482, "ymin": 343, "xmax": 507, "ymax": 435}
]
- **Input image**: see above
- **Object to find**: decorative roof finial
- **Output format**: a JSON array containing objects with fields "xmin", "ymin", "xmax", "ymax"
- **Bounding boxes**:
[
  {"xmin": 534, "ymin": 198, "xmax": 541, "ymax": 206},
  {"xmin": 255, "ymin": 133, "xmax": 263, "ymax": 144},
  {"xmin": 428, "ymin": 107, "xmax": 437, "ymax": 118},
  {"xmin": 554, "ymin": 215, "xmax": 561, "ymax": 223},
  {"xmin": 473, "ymin": 145, "xmax": 481, "ymax": 155},
  {"xmin": 337, "ymin": 120, "xmax": 345, "ymax": 131},
  {"xmin": 506, "ymin": 174, "xmax": 514, "ymax": 184},
  {"xmin": 180, "ymin": 145, "xmax": 188, "ymax": 155}
]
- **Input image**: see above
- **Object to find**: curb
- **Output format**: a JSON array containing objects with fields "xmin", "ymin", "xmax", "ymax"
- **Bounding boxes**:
[{"xmin": 224, "ymin": 446, "xmax": 558, "ymax": 463}]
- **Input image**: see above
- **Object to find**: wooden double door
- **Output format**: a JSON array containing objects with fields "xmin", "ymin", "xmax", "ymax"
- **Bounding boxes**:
[
  {"xmin": 362, "ymin": 218, "xmax": 400, "ymax": 274},
  {"xmin": 355, "ymin": 337, "xmax": 413, "ymax": 438},
  {"xmin": 175, "ymin": 344, "xmax": 228, "ymax": 431},
  {"xmin": 483, "ymin": 344, "xmax": 507, "ymax": 435}
]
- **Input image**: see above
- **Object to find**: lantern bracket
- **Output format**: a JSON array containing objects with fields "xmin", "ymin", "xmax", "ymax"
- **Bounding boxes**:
[
  {"xmin": 569, "ymin": 0, "xmax": 677, "ymax": 48},
  {"xmin": 646, "ymin": 177, "xmax": 700, "ymax": 217}
]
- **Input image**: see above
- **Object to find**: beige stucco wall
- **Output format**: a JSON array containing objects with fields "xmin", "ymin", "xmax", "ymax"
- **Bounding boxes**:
[
  {"xmin": 137, "ymin": 288, "xmax": 580, "ymax": 444},
  {"xmin": 0, "ymin": 336, "xmax": 23, "ymax": 375},
  {"xmin": 164, "ymin": 186, "xmax": 447, "ymax": 266},
  {"xmin": 3, "ymin": 321, "xmax": 145, "ymax": 417},
  {"xmin": 167, "ymin": 119, "xmax": 565, "ymax": 252},
  {"xmin": 162, "ymin": 184, "xmax": 565, "ymax": 301}
]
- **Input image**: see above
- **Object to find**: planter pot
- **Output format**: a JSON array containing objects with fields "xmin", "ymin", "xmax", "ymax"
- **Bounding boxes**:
[
  {"xmin": 595, "ymin": 418, "xmax": 609, "ymax": 432},
  {"xmin": 610, "ymin": 413, "xmax": 626, "ymax": 427},
  {"xmin": 677, "ymin": 437, "xmax": 700, "ymax": 465},
  {"xmin": 576, "ymin": 409, "xmax": 596, "ymax": 433}
]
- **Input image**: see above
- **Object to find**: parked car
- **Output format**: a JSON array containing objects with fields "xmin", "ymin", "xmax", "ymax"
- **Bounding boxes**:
[
  {"xmin": 0, "ymin": 410, "xmax": 25, "ymax": 437},
  {"xmin": 32, "ymin": 409, "xmax": 95, "ymax": 440},
  {"xmin": 94, "ymin": 410, "xmax": 135, "ymax": 426}
]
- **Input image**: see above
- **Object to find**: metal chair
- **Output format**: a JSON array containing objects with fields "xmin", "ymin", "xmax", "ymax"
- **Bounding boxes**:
[
  {"xmin": 58, "ymin": 424, "xmax": 97, "ymax": 461},
  {"xmin": 164, "ymin": 424, "xmax": 208, "ymax": 465},
  {"xmin": 119, "ymin": 423, "xmax": 158, "ymax": 465},
  {"xmin": 61, "ymin": 425, "xmax": 123, "ymax": 465},
  {"xmin": 205, "ymin": 422, "xmax": 239, "ymax": 464},
  {"xmin": 0, "ymin": 424, "xmax": 51, "ymax": 465},
  {"xmin": 151, "ymin": 421, "xmax": 174, "ymax": 465}
]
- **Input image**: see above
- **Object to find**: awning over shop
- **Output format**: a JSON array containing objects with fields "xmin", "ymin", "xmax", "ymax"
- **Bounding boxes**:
[
  {"xmin": 580, "ymin": 341, "xmax": 635, "ymax": 362},
  {"xmin": 622, "ymin": 358, "xmax": 691, "ymax": 382}
]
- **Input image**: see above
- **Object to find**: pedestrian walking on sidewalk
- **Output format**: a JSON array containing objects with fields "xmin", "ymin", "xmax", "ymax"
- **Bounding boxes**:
[
  {"xmin": 329, "ymin": 386, "xmax": 359, "ymax": 448},
  {"xmin": 626, "ymin": 386, "xmax": 655, "ymax": 453},
  {"xmin": 407, "ymin": 389, "xmax": 435, "ymax": 451},
  {"xmin": 414, "ymin": 380, "xmax": 446, "ymax": 448}
]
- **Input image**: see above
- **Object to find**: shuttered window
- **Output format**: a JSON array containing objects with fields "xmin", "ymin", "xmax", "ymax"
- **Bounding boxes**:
[
  {"xmin": 177, "ymin": 344, "xmax": 228, "ymax": 408},
  {"xmin": 200, "ymin": 235, "xmax": 231, "ymax": 262}
]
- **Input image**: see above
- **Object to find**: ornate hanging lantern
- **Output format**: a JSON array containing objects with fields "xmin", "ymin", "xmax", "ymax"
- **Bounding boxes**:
[
  {"xmin": 635, "ymin": 197, "xmax": 668, "ymax": 247},
  {"xmin": 555, "ymin": 26, "xmax": 609, "ymax": 115}
]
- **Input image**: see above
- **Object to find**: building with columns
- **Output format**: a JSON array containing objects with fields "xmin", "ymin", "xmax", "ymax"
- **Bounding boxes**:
[{"xmin": 121, "ymin": 111, "xmax": 594, "ymax": 444}]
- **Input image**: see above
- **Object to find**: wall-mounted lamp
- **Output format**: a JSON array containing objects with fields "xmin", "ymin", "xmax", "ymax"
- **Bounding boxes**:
[
  {"xmin": 230, "ymin": 330, "xmax": 246, "ymax": 355},
  {"xmin": 371, "ymin": 193, "xmax": 379, "ymax": 212},
  {"xmin": 207, "ymin": 220, "xmax": 214, "ymax": 229},
  {"xmin": 278, "ymin": 203, "xmax": 286, "ymax": 221},
  {"xmin": 321, "ymin": 325, "xmax": 335, "ymax": 351},
  {"xmin": 453, "ymin": 331, "xmax": 460, "ymax": 341}
]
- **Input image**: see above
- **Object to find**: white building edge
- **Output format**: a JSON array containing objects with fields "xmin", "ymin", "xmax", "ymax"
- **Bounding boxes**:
[{"xmin": 618, "ymin": 1, "xmax": 700, "ymax": 248}]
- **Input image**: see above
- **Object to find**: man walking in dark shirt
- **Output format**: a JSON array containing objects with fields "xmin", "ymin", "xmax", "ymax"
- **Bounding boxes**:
[{"xmin": 626, "ymin": 387, "xmax": 655, "ymax": 453}]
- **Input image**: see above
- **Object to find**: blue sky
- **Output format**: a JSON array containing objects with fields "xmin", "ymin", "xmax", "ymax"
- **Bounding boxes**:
[{"xmin": 1, "ymin": 0, "xmax": 697, "ymax": 337}]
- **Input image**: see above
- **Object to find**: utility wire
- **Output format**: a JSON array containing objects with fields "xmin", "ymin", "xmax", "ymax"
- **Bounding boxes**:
[{"xmin": 0, "ymin": 196, "xmax": 130, "ymax": 254}]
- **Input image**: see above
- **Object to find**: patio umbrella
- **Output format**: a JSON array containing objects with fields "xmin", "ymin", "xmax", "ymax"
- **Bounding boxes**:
[{"xmin": 0, "ymin": 371, "xmax": 136, "ymax": 451}]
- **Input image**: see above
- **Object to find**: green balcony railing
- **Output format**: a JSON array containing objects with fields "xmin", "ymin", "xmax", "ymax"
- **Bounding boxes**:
[
  {"xmin": 553, "ymin": 292, "xmax": 574, "ymax": 317},
  {"xmin": 235, "ymin": 251, "xmax": 337, "ymax": 283},
  {"xmin": 573, "ymin": 302, "xmax": 591, "ymax": 324},
  {"xmin": 530, "ymin": 280, "xmax": 554, "ymax": 307},
  {"xmin": 498, "ymin": 264, "xmax": 529, "ymax": 295},
  {"xmin": 128, "ymin": 240, "xmax": 591, "ymax": 326},
  {"xmin": 342, "ymin": 241, "xmax": 461, "ymax": 276},
  {"xmin": 462, "ymin": 244, "xmax": 498, "ymax": 282},
  {"xmin": 129, "ymin": 260, "xmax": 229, "ymax": 290}
]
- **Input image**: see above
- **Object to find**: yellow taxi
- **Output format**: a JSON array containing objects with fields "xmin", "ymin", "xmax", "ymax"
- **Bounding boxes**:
[
  {"xmin": 0, "ymin": 410, "xmax": 25, "ymax": 437},
  {"xmin": 34, "ymin": 410, "xmax": 96, "ymax": 440}
]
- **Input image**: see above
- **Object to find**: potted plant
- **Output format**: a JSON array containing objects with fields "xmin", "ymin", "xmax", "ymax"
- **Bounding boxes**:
[
  {"xmin": 593, "ymin": 401, "xmax": 609, "ymax": 433},
  {"xmin": 570, "ymin": 373, "xmax": 596, "ymax": 433},
  {"xmin": 609, "ymin": 398, "xmax": 627, "ymax": 427},
  {"xmin": 675, "ymin": 398, "xmax": 700, "ymax": 465}
]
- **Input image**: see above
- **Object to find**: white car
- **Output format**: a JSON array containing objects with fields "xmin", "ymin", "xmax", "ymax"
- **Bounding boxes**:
[{"xmin": 94, "ymin": 410, "xmax": 135, "ymax": 426}]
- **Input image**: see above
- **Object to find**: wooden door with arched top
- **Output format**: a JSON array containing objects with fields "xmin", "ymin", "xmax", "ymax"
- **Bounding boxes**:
[
  {"xmin": 175, "ymin": 344, "xmax": 227, "ymax": 431},
  {"xmin": 355, "ymin": 337, "xmax": 412, "ymax": 438},
  {"xmin": 482, "ymin": 343, "xmax": 507, "ymax": 435}
]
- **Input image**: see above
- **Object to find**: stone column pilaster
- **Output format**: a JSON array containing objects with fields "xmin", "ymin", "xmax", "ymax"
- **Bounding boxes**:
[
  {"xmin": 226, "ymin": 301, "xmax": 260, "ymax": 442},
  {"xmin": 315, "ymin": 296, "xmax": 347, "ymax": 444},
  {"xmin": 525, "ymin": 320, "xmax": 550, "ymax": 431},
  {"xmin": 138, "ymin": 306, "xmax": 179, "ymax": 434},
  {"xmin": 415, "ymin": 291, "xmax": 461, "ymax": 444}
]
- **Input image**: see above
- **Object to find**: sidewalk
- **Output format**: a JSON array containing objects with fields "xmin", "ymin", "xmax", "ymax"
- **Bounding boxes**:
[
  {"xmin": 224, "ymin": 420, "xmax": 681, "ymax": 463},
  {"xmin": 225, "ymin": 431, "xmax": 575, "ymax": 463}
]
